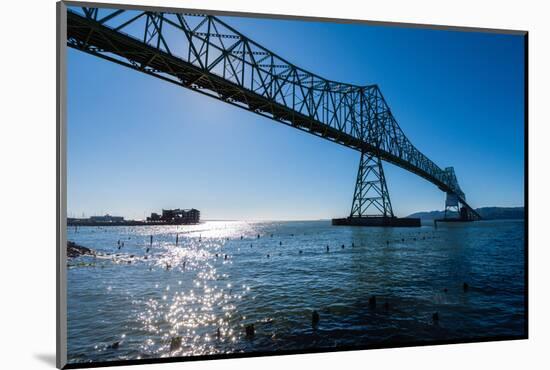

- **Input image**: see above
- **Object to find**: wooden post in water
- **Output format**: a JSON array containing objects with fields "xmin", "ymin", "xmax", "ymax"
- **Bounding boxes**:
[
  {"xmin": 176, "ymin": 233, "xmax": 179, "ymax": 246},
  {"xmin": 150, "ymin": 235, "xmax": 153, "ymax": 246}
]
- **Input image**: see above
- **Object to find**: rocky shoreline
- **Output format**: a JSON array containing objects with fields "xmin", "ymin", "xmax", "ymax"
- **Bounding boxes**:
[{"xmin": 67, "ymin": 241, "xmax": 95, "ymax": 258}]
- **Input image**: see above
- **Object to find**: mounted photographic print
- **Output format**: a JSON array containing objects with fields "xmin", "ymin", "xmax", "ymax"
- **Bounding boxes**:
[{"xmin": 56, "ymin": 1, "xmax": 527, "ymax": 368}]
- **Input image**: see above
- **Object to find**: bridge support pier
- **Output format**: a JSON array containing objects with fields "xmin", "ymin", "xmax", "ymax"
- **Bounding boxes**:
[
  {"xmin": 436, "ymin": 191, "xmax": 481, "ymax": 222},
  {"xmin": 350, "ymin": 151, "xmax": 394, "ymax": 218},
  {"xmin": 332, "ymin": 151, "xmax": 420, "ymax": 227}
]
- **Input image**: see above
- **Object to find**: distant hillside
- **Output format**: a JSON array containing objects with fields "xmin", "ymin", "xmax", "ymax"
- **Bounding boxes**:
[{"xmin": 407, "ymin": 206, "xmax": 524, "ymax": 220}]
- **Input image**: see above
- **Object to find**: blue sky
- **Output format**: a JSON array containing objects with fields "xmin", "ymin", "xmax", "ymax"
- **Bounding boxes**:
[{"xmin": 67, "ymin": 12, "xmax": 525, "ymax": 221}]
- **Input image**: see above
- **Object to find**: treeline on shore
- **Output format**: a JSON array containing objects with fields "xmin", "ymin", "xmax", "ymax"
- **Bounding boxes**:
[{"xmin": 408, "ymin": 206, "xmax": 524, "ymax": 220}]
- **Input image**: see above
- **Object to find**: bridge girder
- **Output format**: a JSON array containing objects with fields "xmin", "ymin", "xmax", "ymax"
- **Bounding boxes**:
[{"xmin": 65, "ymin": 6, "xmax": 481, "ymax": 220}]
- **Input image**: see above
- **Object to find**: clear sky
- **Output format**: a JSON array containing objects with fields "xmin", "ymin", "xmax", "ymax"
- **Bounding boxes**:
[{"xmin": 67, "ymin": 12, "xmax": 525, "ymax": 221}]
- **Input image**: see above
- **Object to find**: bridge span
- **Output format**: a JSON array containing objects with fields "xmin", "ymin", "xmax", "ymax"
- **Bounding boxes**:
[{"xmin": 65, "ymin": 5, "xmax": 481, "ymax": 224}]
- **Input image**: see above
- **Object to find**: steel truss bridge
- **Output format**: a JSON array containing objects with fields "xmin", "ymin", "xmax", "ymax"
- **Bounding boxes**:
[{"xmin": 66, "ymin": 5, "xmax": 481, "ymax": 222}]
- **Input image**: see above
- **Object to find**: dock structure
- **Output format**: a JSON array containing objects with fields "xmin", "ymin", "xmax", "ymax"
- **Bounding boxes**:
[
  {"xmin": 147, "ymin": 208, "xmax": 200, "ymax": 224},
  {"xmin": 67, "ymin": 208, "xmax": 200, "ymax": 226}
]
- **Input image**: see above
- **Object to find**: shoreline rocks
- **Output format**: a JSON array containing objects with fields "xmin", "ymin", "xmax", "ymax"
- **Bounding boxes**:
[{"xmin": 67, "ymin": 241, "xmax": 95, "ymax": 258}]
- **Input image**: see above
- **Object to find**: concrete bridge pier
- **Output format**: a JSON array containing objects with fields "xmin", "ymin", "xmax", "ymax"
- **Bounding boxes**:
[
  {"xmin": 332, "ymin": 216, "xmax": 420, "ymax": 227},
  {"xmin": 434, "ymin": 191, "xmax": 480, "ymax": 223}
]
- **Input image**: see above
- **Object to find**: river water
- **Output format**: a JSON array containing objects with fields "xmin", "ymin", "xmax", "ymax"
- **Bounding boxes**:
[{"xmin": 66, "ymin": 220, "xmax": 526, "ymax": 364}]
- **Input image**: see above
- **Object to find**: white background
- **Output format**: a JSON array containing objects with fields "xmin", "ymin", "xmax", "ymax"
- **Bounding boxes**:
[{"xmin": 1, "ymin": 0, "xmax": 548, "ymax": 368}]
